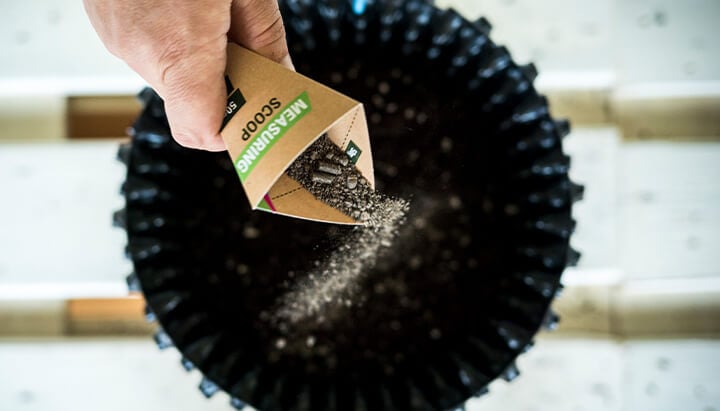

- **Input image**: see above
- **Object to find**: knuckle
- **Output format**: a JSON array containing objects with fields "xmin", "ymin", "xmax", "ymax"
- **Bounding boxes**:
[
  {"xmin": 263, "ymin": 15, "xmax": 287, "ymax": 42},
  {"xmin": 155, "ymin": 37, "xmax": 223, "ymax": 96},
  {"xmin": 251, "ymin": 15, "xmax": 288, "ymax": 57},
  {"xmin": 157, "ymin": 41, "xmax": 190, "ymax": 87}
]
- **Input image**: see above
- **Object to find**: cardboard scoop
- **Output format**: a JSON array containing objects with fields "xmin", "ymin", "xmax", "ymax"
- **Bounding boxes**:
[{"xmin": 220, "ymin": 44, "xmax": 374, "ymax": 225}]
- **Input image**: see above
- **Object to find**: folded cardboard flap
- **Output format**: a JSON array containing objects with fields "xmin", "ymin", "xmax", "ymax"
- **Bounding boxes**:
[{"xmin": 220, "ymin": 44, "xmax": 374, "ymax": 224}]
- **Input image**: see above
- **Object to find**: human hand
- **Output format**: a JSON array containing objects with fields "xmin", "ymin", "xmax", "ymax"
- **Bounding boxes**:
[{"xmin": 84, "ymin": 0, "xmax": 294, "ymax": 151}]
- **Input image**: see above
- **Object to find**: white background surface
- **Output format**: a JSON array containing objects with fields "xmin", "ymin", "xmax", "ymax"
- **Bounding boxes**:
[
  {"xmin": 0, "ymin": 142, "xmax": 131, "ymax": 295},
  {"xmin": 1, "ymin": 1, "xmax": 719, "ymax": 411},
  {"xmin": 1, "ymin": 0, "xmax": 719, "ymax": 94},
  {"xmin": 1, "ymin": 337, "xmax": 718, "ymax": 411}
]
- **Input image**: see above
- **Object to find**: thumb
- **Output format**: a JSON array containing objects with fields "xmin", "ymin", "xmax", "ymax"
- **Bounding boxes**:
[
  {"xmin": 229, "ymin": 0, "xmax": 295, "ymax": 70},
  {"xmin": 155, "ymin": 47, "xmax": 228, "ymax": 152}
]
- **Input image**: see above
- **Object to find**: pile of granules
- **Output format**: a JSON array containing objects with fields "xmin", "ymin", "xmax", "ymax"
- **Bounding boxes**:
[{"xmin": 274, "ymin": 135, "xmax": 409, "ymax": 326}]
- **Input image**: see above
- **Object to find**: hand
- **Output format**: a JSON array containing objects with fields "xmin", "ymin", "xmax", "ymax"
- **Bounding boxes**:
[{"xmin": 84, "ymin": 0, "xmax": 294, "ymax": 151}]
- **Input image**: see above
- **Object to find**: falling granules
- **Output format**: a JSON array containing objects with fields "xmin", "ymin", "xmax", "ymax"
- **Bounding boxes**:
[{"xmin": 274, "ymin": 135, "xmax": 409, "ymax": 326}]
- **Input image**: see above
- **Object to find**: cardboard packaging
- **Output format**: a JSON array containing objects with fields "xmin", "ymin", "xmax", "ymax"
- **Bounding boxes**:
[{"xmin": 220, "ymin": 44, "xmax": 374, "ymax": 225}]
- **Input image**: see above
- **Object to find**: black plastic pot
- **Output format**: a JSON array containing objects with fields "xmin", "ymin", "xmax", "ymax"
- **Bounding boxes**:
[{"xmin": 117, "ymin": 1, "xmax": 582, "ymax": 410}]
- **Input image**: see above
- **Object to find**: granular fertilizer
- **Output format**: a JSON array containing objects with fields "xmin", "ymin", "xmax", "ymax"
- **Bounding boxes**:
[{"xmin": 273, "ymin": 135, "xmax": 409, "ymax": 327}]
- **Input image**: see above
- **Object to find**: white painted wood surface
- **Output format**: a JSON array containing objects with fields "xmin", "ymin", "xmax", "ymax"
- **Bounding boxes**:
[
  {"xmin": 619, "ymin": 142, "xmax": 720, "ymax": 280},
  {"xmin": 0, "ymin": 0, "xmax": 615, "ymax": 96},
  {"xmin": 2, "ymin": 0, "xmax": 717, "ymax": 95},
  {"xmin": 623, "ymin": 339, "xmax": 720, "ymax": 411},
  {"xmin": 0, "ymin": 338, "xmax": 235, "ymax": 411},
  {"xmin": 0, "ymin": 141, "xmax": 131, "ymax": 294},
  {"xmin": 564, "ymin": 128, "xmax": 620, "ymax": 269},
  {"xmin": 3, "ymin": 0, "xmax": 719, "ymax": 142},
  {"xmin": 0, "ymin": 0, "xmax": 142, "ymax": 95},
  {"xmin": 614, "ymin": 0, "xmax": 720, "ymax": 84},
  {"xmin": 1, "ymin": 337, "xmax": 716, "ymax": 411},
  {"xmin": 469, "ymin": 338, "xmax": 623, "ymax": 411},
  {"xmin": 438, "ymin": 0, "xmax": 614, "ymax": 76}
]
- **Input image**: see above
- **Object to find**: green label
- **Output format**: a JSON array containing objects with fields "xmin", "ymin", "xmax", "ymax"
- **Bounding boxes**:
[
  {"xmin": 234, "ymin": 91, "xmax": 312, "ymax": 181},
  {"xmin": 345, "ymin": 140, "xmax": 362, "ymax": 164}
]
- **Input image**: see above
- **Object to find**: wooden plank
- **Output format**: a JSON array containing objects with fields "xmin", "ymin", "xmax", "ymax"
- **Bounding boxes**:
[
  {"xmin": 0, "ymin": 96, "xmax": 65, "ymax": 141},
  {"xmin": 552, "ymin": 284, "xmax": 613, "ymax": 335},
  {"xmin": 66, "ymin": 95, "xmax": 140, "ymax": 138},
  {"xmin": 547, "ymin": 88, "xmax": 611, "ymax": 125},
  {"xmin": 0, "ymin": 301, "xmax": 66, "ymax": 336},
  {"xmin": 65, "ymin": 297, "xmax": 154, "ymax": 335},
  {"xmin": 2, "ymin": 274, "xmax": 720, "ymax": 337},
  {"xmin": 615, "ymin": 278, "xmax": 720, "ymax": 337},
  {"xmin": 613, "ymin": 85, "xmax": 720, "ymax": 140},
  {"xmin": 60, "ymin": 85, "xmax": 720, "ymax": 140}
]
